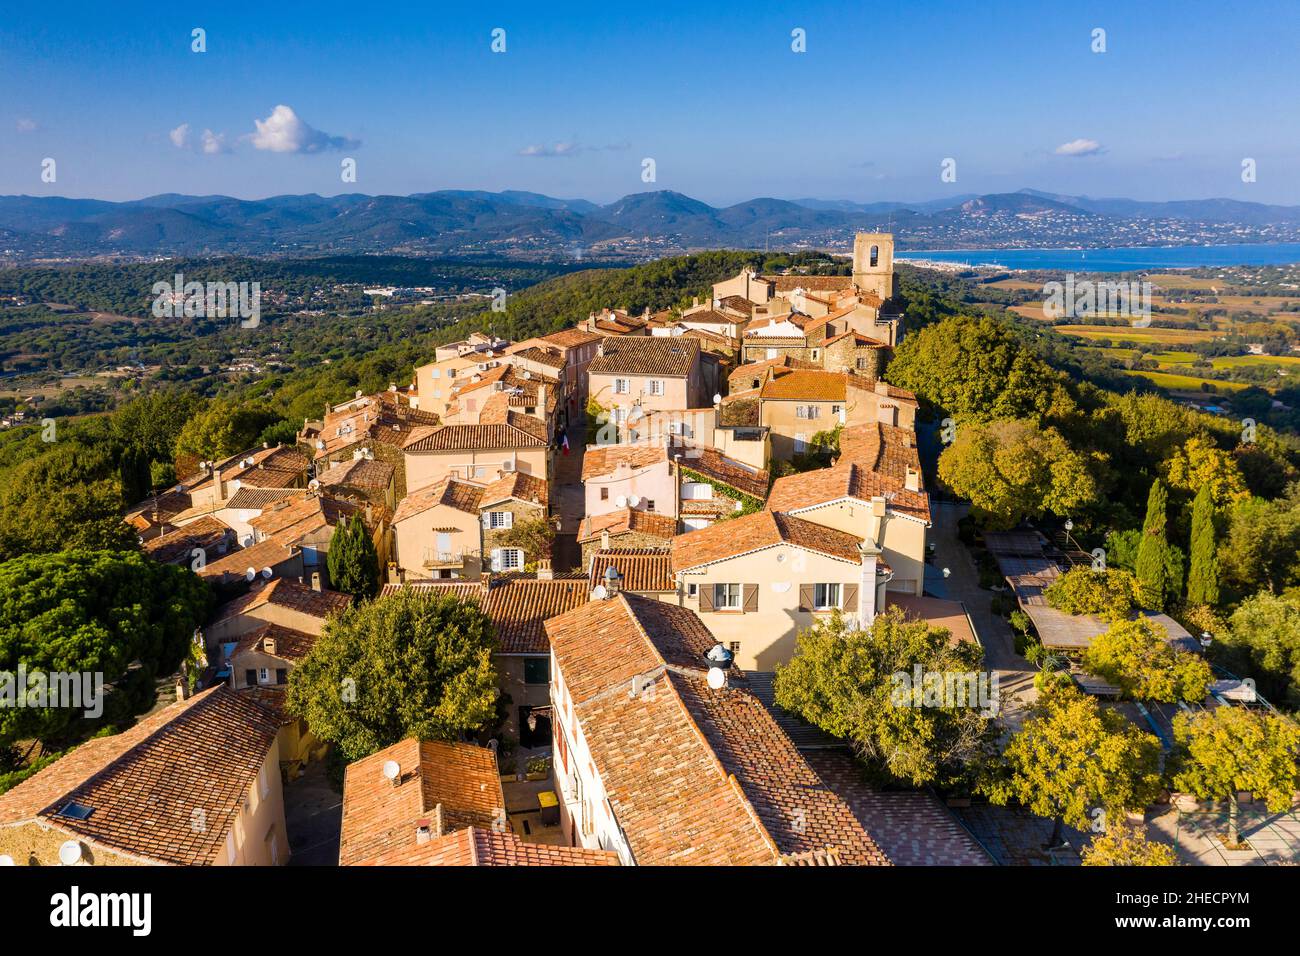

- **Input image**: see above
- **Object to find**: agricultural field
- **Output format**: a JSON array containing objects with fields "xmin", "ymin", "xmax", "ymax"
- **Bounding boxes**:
[
  {"xmin": 1120, "ymin": 369, "xmax": 1250, "ymax": 392},
  {"xmin": 1054, "ymin": 324, "xmax": 1217, "ymax": 345}
]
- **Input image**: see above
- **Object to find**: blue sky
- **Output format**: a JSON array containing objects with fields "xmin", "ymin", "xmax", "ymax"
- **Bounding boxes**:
[{"xmin": 2, "ymin": 0, "xmax": 1298, "ymax": 204}]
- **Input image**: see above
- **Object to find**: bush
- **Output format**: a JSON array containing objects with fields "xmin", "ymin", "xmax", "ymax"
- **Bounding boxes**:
[{"xmin": 1044, "ymin": 566, "xmax": 1139, "ymax": 622}]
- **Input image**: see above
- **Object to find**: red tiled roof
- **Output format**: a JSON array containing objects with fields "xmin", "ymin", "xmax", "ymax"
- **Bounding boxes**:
[
  {"xmin": 361, "ymin": 825, "xmax": 620, "ymax": 866},
  {"xmin": 213, "ymin": 577, "xmax": 352, "ymax": 624},
  {"xmin": 577, "ymin": 507, "xmax": 678, "ymax": 543},
  {"xmin": 671, "ymin": 511, "xmax": 864, "ymax": 571},
  {"xmin": 588, "ymin": 336, "xmax": 700, "ymax": 377},
  {"xmin": 379, "ymin": 578, "xmax": 589, "ymax": 654},
  {"xmin": 392, "ymin": 477, "xmax": 485, "ymax": 523},
  {"xmin": 0, "ymin": 686, "xmax": 280, "ymax": 865},
  {"xmin": 231, "ymin": 622, "xmax": 319, "ymax": 662},
  {"xmin": 544, "ymin": 594, "xmax": 889, "ymax": 865},
  {"xmin": 142, "ymin": 515, "xmax": 233, "ymax": 564},
  {"xmin": 340, "ymin": 739, "xmax": 504, "ymax": 866},
  {"xmin": 403, "ymin": 412, "xmax": 548, "ymax": 451},
  {"xmin": 317, "ymin": 457, "xmax": 395, "ymax": 492},
  {"xmin": 767, "ymin": 460, "xmax": 930, "ymax": 523},
  {"xmin": 678, "ymin": 446, "xmax": 769, "ymax": 500},
  {"xmin": 760, "ymin": 369, "xmax": 849, "ymax": 402},
  {"xmin": 479, "ymin": 471, "xmax": 548, "ymax": 508},
  {"xmin": 761, "ymin": 274, "xmax": 855, "ymax": 293},
  {"xmin": 581, "ymin": 442, "xmax": 669, "ymax": 480},
  {"xmin": 587, "ymin": 549, "xmax": 676, "ymax": 592}
]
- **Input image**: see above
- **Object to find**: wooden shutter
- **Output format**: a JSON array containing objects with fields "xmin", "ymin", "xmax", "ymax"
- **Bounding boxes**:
[
  {"xmin": 798, "ymin": 584, "xmax": 814, "ymax": 611},
  {"xmin": 743, "ymin": 584, "xmax": 759, "ymax": 613},
  {"xmin": 699, "ymin": 584, "xmax": 715, "ymax": 612},
  {"xmin": 843, "ymin": 584, "xmax": 859, "ymax": 610}
]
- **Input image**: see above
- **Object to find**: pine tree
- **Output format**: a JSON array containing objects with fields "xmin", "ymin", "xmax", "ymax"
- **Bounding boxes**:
[
  {"xmin": 1186, "ymin": 483, "xmax": 1220, "ymax": 607},
  {"xmin": 1135, "ymin": 478, "xmax": 1171, "ymax": 611},
  {"xmin": 118, "ymin": 445, "xmax": 151, "ymax": 505},
  {"xmin": 327, "ymin": 515, "xmax": 379, "ymax": 600}
]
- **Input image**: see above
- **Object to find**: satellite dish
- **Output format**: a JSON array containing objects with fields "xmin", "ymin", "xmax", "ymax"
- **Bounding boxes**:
[
  {"xmin": 615, "ymin": 495, "xmax": 627, "ymax": 508},
  {"xmin": 706, "ymin": 667, "xmax": 726, "ymax": 690},
  {"xmin": 712, "ymin": 393, "xmax": 722, "ymax": 405},
  {"xmin": 58, "ymin": 841, "xmax": 83, "ymax": 866},
  {"xmin": 355, "ymin": 390, "xmax": 363, "ymax": 399},
  {"xmin": 245, "ymin": 568, "xmax": 256, "ymax": 581},
  {"xmin": 382, "ymin": 760, "xmax": 401, "ymax": 782},
  {"xmin": 308, "ymin": 479, "xmax": 321, "ymax": 491},
  {"xmin": 260, "ymin": 567, "xmax": 273, "ymax": 579},
  {"xmin": 591, "ymin": 584, "xmax": 609, "ymax": 601},
  {"xmin": 523, "ymin": 370, "xmax": 532, "ymax": 379},
  {"xmin": 628, "ymin": 495, "xmax": 640, "ymax": 508},
  {"xmin": 316, "ymin": 440, "xmax": 325, "ymax": 450}
]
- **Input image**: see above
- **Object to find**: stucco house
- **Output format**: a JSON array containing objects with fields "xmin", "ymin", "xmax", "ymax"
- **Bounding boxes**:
[{"xmin": 402, "ymin": 413, "xmax": 551, "ymax": 494}]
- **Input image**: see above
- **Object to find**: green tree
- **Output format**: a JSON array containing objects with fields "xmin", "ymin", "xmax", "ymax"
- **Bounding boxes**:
[
  {"xmin": 118, "ymin": 444, "xmax": 152, "ymax": 505},
  {"xmin": 326, "ymin": 514, "xmax": 379, "ymax": 600},
  {"xmin": 981, "ymin": 683, "xmax": 1163, "ymax": 848},
  {"xmin": 936, "ymin": 418, "xmax": 1101, "ymax": 529},
  {"xmin": 1082, "ymin": 822, "xmax": 1179, "ymax": 866},
  {"xmin": 1135, "ymin": 479, "xmax": 1173, "ymax": 610},
  {"xmin": 285, "ymin": 589, "xmax": 499, "ymax": 761},
  {"xmin": 1171, "ymin": 707, "xmax": 1300, "ymax": 847},
  {"xmin": 773, "ymin": 608, "xmax": 996, "ymax": 789},
  {"xmin": 494, "ymin": 516, "xmax": 556, "ymax": 564},
  {"xmin": 1044, "ymin": 566, "xmax": 1139, "ymax": 622},
  {"xmin": 1220, "ymin": 487, "xmax": 1300, "ymax": 596},
  {"xmin": 886, "ymin": 314, "xmax": 1078, "ymax": 424},
  {"xmin": 1219, "ymin": 592, "xmax": 1300, "ymax": 709},
  {"xmin": 1186, "ymin": 483, "xmax": 1220, "ymax": 607},
  {"xmin": 1082, "ymin": 618, "xmax": 1214, "ymax": 704},
  {"xmin": 173, "ymin": 398, "xmax": 281, "ymax": 474},
  {"xmin": 0, "ymin": 550, "xmax": 212, "ymax": 749}
]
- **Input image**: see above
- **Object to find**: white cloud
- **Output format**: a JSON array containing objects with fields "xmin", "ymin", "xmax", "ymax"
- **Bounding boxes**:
[
  {"xmin": 16, "ymin": 117, "xmax": 38, "ymax": 133},
  {"xmin": 247, "ymin": 104, "xmax": 358, "ymax": 153},
  {"xmin": 200, "ymin": 129, "xmax": 231, "ymax": 154},
  {"xmin": 1055, "ymin": 138, "xmax": 1104, "ymax": 157},
  {"xmin": 518, "ymin": 140, "xmax": 629, "ymax": 158},
  {"xmin": 169, "ymin": 124, "xmax": 192, "ymax": 149}
]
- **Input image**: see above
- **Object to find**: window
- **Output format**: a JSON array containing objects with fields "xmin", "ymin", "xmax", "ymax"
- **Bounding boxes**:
[
  {"xmin": 600, "ymin": 487, "xmax": 609, "ymax": 500},
  {"xmin": 795, "ymin": 405, "xmax": 821, "ymax": 419},
  {"xmin": 794, "ymin": 433, "xmax": 808, "ymax": 453},
  {"xmin": 259, "ymin": 766, "xmax": 270, "ymax": 799},
  {"xmin": 814, "ymin": 583, "xmax": 842, "ymax": 610},
  {"xmin": 488, "ymin": 511, "xmax": 513, "ymax": 529},
  {"xmin": 831, "ymin": 405, "xmax": 843, "ymax": 417},
  {"xmin": 275, "ymin": 668, "xmax": 287, "ymax": 685},
  {"xmin": 524, "ymin": 657, "xmax": 550, "ymax": 685},
  {"xmin": 245, "ymin": 669, "xmax": 257, "ymax": 687},
  {"xmin": 430, "ymin": 368, "xmax": 441, "ymax": 378},
  {"xmin": 644, "ymin": 500, "xmax": 655, "ymax": 512},
  {"xmin": 647, "ymin": 380, "xmax": 664, "ymax": 396},
  {"xmin": 687, "ymin": 583, "xmax": 698, "ymax": 597},
  {"xmin": 258, "ymin": 668, "xmax": 270, "ymax": 685},
  {"xmin": 614, "ymin": 378, "xmax": 630, "ymax": 394},
  {"xmin": 857, "ymin": 357, "xmax": 870, "ymax": 370},
  {"xmin": 811, "ymin": 349, "xmax": 821, "ymax": 361},
  {"xmin": 729, "ymin": 641, "xmax": 741, "ymax": 655},
  {"xmin": 714, "ymin": 583, "xmax": 742, "ymax": 610},
  {"xmin": 447, "ymin": 368, "xmax": 456, "ymax": 378},
  {"xmin": 869, "ymin": 244, "xmax": 879, "ymax": 268},
  {"xmin": 493, "ymin": 548, "xmax": 525, "ymax": 571}
]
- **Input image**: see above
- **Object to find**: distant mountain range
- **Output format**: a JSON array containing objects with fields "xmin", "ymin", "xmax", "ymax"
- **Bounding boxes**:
[{"xmin": 3, "ymin": 188, "xmax": 1300, "ymax": 261}]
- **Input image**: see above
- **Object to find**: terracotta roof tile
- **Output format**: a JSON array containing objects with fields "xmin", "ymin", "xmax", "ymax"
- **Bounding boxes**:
[
  {"xmin": 317, "ymin": 458, "xmax": 395, "ymax": 492},
  {"xmin": 588, "ymin": 336, "xmax": 700, "ymax": 377},
  {"xmin": 671, "ymin": 511, "xmax": 863, "ymax": 571},
  {"xmin": 544, "ymin": 595, "xmax": 888, "ymax": 865},
  {"xmin": 231, "ymin": 622, "xmax": 319, "ymax": 662},
  {"xmin": 760, "ymin": 369, "xmax": 849, "ymax": 402},
  {"xmin": 577, "ymin": 507, "xmax": 678, "ymax": 543},
  {"xmin": 340, "ymin": 739, "xmax": 505, "ymax": 866},
  {"xmin": 767, "ymin": 460, "xmax": 930, "ymax": 523},
  {"xmin": 587, "ymin": 549, "xmax": 676, "ymax": 592},
  {"xmin": 479, "ymin": 471, "xmax": 548, "ymax": 508},
  {"xmin": 142, "ymin": 515, "xmax": 233, "ymax": 564},
  {"xmin": 361, "ymin": 825, "xmax": 620, "ymax": 866},
  {"xmin": 213, "ymin": 578, "xmax": 352, "ymax": 624},
  {"xmin": 393, "ymin": 477, "xmax": 485, "ymax": 523},
  {"xmin": 403, "ymin": 413, "xmax": 548, "ymax": 452},
  {"xmin": 0, "ymin": 686, "xmax": 280, "ymax": 865},
  {"xmin": 581, "ymin": 443, "xmax": 669, "ymax": 481},
  {"xmin": 678, "ymin": 446, "xmax": 769, "ymax": 500}
]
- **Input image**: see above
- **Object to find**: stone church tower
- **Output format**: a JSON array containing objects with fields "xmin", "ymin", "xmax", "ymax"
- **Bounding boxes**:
[{"xmin": 852, "ymin": 232, "xmax": 897, "ymax": 303}]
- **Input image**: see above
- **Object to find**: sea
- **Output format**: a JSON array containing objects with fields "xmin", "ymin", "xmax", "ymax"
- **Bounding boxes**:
[{"xmin": 896, "ymin": 242, "xmax": 1300, "ymax": 272}]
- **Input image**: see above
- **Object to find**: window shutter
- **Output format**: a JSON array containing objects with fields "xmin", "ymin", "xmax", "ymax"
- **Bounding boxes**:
[
  {"xmin": 482, "ymin": 512, "xmax": 491, "ymax": 529},
  {"xmin": 503, "ymin": 511, "xmax": 513, "ymax": 529},
  {"xmin": 743, "ymin": 584, "xmax": 758, "ymax": 613},
  {"xmin": 699, "ymin": 584, "xmax": 714, "ymax": 612},
  {"xmin": 843, "ymin": 584, "xmax": 858, "ymax": 610},
  {"xmin": 798, "ymin": 585, "xmax": 814, "ymax": 611},
  {"xmin": 490, "ymin": 549, "xmax": 502, "ymax": 571}
]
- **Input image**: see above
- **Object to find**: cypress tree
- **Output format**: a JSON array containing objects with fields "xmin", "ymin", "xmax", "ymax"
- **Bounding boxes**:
[
  {"xmin": 1186, "ymin": 483, "xmax": 1220, "ymax": 607},
  {"xmin": 1135, "ymin": 478, "xmax": 1171, "ymax": 611},
  {"xmin": 327, "ymin": 515, "xmax": 379, "ymax": 600}
]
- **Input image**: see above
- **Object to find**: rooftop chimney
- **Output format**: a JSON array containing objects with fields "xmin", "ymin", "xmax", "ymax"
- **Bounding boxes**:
[
  {"xmin": 263, "ymin": 635, "xmax": 277, "ymax": 656},
  {"xmin": 415, "ymin": 820, "xmax": 432, "ymax": 844},
  {"xmin": 905, "ymin": 466, "xmax": 921, "ymax": 493},
  {"xmin": 600, "ymin": 529, "xmax": 611, "ymax": 551},
  {"xmin": 310, "ymin": 571, "xmax": 322, "ymax": 592},
  {"xmin": 536, "ymin": 559, "xmax": 553, "ymax": 581}
]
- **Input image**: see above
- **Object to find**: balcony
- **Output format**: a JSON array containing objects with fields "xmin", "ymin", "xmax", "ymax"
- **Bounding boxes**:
[{"xmin": 422, "ymin": 549, "xmax": 468, "ymax": 569}]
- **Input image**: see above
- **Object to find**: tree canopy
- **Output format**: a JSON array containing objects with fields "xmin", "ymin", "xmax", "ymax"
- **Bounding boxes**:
[
  {"xmin": 1081, "ymin": 618, "xmax": 1214, "ymax": 704},
  {"xmin": 773, "ymin": 608, "xmax": 996, "ymax": 789},
  {"xmin": 285, "ymin": 589, "xmax": 499, "ymax": 761}
]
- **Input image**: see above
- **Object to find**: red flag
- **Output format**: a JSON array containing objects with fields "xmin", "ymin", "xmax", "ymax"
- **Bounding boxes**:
[{"xmin": 561, "ymin": 432, "xmax": 570, "ymax": 455}]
